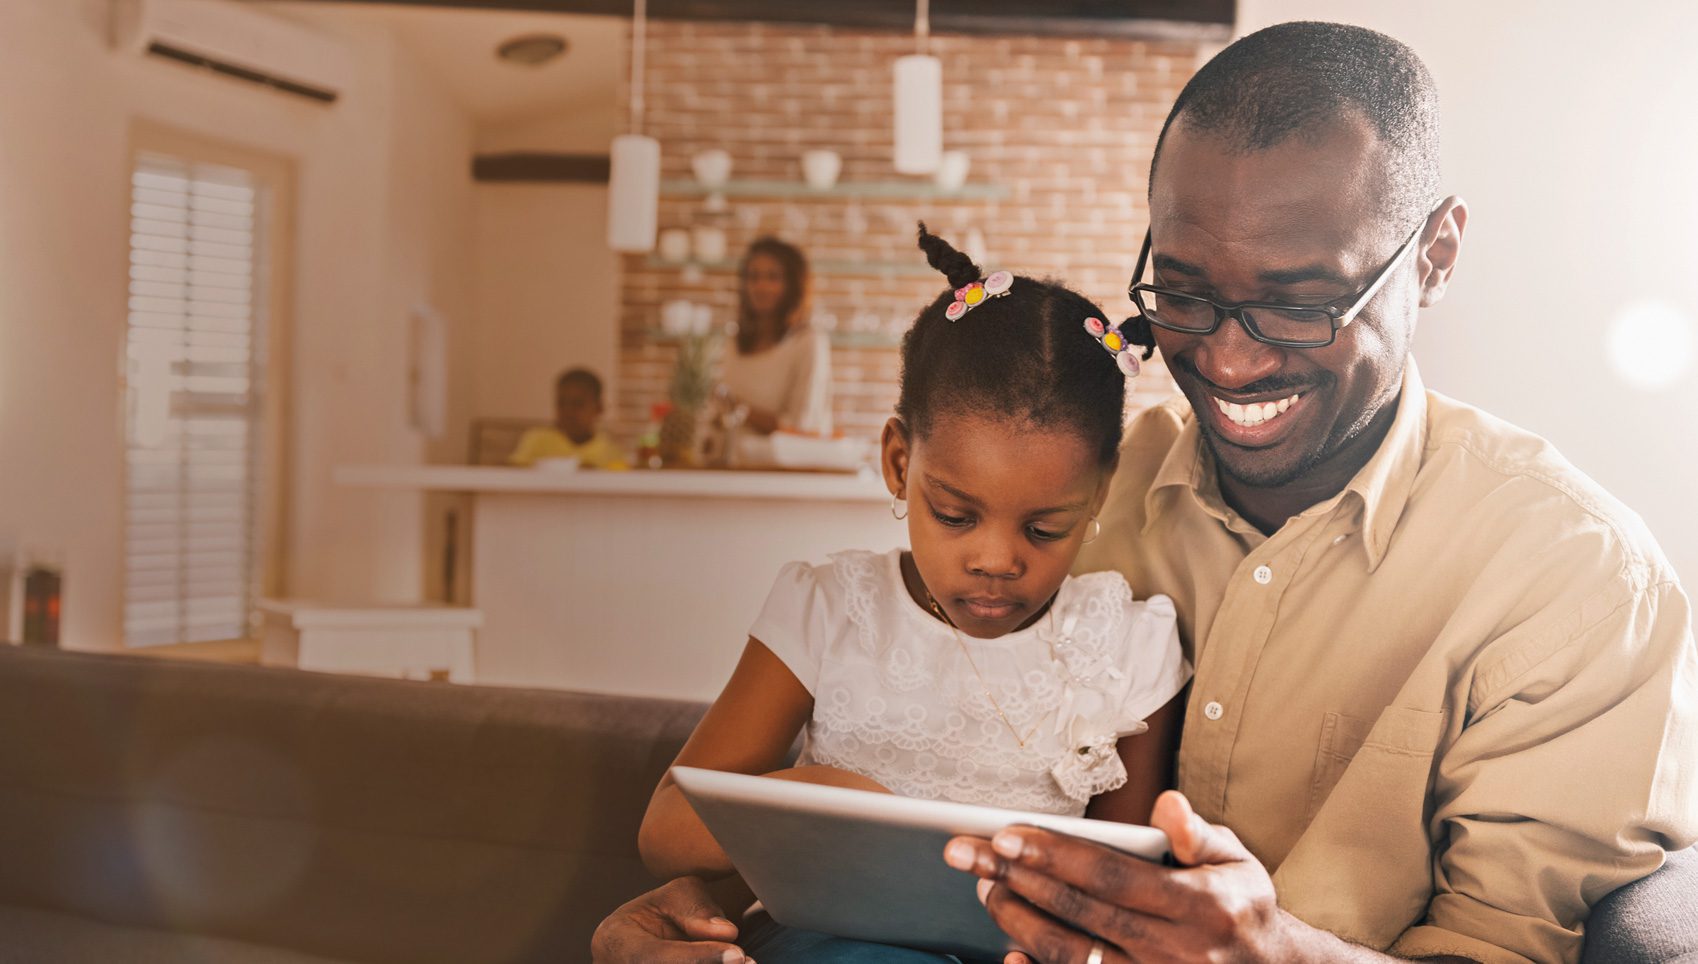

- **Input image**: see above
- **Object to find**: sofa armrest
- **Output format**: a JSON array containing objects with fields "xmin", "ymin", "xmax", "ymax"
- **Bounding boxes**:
[{"xmin": 1581, "ymin": 847, "xmax": 1698, "ymax": 964}]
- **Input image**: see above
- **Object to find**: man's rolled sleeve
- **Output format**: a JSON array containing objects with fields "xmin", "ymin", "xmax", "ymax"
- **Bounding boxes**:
[{"xmin": 1391, "ymin": 578, "xmax": 1698, "ymax": 963}]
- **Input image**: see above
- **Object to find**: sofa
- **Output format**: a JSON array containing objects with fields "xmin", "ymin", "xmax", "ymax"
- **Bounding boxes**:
[{"xmin": 0, "ymin": 644, "xmax": 1689, "ymax": 963}]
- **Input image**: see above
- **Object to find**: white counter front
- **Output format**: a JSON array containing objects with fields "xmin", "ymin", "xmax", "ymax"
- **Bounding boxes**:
[{"xmin": 337, "ymin": 466, "xmax": 903, "ymax": 701}]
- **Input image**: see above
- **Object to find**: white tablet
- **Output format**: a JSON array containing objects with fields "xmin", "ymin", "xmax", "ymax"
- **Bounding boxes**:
[{"xmin": 670, "ymin": 766, "xmax": 1171, "ymax": 959}]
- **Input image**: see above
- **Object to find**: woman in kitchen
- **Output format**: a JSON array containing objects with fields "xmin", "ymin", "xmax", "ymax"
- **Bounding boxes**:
[{"xmin": 713, "ymin": 237, "xmax": 833, "ymax": 445}]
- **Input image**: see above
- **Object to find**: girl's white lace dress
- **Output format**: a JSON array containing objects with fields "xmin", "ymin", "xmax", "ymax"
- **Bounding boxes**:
[{"xmin": 750, "ymin": 548, "xmax": 1191, "ymax": 816}]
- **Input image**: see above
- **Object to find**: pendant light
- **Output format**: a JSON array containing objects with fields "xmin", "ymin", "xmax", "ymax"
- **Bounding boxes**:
[
  {"xmin": 893, "ymin": 0, "xmax": 942, "ymax": 175},
  {"xmin": 607, "ymin": 0, "xmax": 660, "ymax": 252}
]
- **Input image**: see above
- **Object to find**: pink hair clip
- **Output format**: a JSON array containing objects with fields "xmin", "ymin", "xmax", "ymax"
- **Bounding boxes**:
[
  {"xmin": 945, "ymin": 270, "xmax": 1013, "ymax": 321},
  {"xmin": 1083, "ymin": 317, "xmax": 1141, "ymax": 378}
]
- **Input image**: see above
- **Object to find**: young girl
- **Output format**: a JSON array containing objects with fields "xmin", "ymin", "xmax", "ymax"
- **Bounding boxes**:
[{"xmin": 639, "ymin": 226, "xmax": 1188, "ymax": 962}]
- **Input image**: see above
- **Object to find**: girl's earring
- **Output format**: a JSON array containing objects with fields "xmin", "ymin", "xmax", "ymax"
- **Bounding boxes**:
[
  {"xmin": 1083, "ymin": 517, "xmax": 1101, "ymax": 543},
  {"xmin": 891, "ymin": 495, "xmax": 909, "ymax": 521}
]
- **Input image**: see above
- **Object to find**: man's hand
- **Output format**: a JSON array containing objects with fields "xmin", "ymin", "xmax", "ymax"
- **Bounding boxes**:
[
  {"xmin": 944, "ymin": 790, "xmax": 1301, "ymax": 964},
  {"xmin": 589, "ymin": 876, "xmax": 749, "ymax": 964}
]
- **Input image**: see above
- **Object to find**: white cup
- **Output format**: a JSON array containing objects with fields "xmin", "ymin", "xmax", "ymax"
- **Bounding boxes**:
[
  {"xmin": 692, "ymin": 226, "xmax": 727, "ymax": 263},
  {"xmin": 691, "ymin": 149, "xmax": 733, "ymax": 188},
  {"xmin": 658, "ymin": 228, "xmax": 691, "ymax": 262},
  {"xmin": 933, "ymin": 150, "xmax": 971, "ymax": 192},
  {"xmin": 801, "ymin": 150, "xmax": 842, "ymax": 190}
]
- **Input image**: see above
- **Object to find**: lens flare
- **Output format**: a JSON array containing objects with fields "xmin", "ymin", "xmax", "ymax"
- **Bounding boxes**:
[{"xmin": 1606, "ymin": 300, "xmax": 1695, "ymax": 392}]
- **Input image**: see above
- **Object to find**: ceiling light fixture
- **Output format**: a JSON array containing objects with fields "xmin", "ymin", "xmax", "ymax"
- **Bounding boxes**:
[
  {"xmin": 607, "ymin": 0, "xmax": 660, "ymax": 252},
  {"xmin": 496, "ymin": 33, "xmax": 567, "ymax": 67},
  {"xmin": 893, "ymin": 0, "xmax": 942, "ymax": 175}
]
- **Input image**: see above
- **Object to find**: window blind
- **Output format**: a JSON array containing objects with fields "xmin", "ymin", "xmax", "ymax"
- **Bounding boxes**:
[{"xmin": 123, "ymin": 153, "xmax": 270, "ymax": 647}]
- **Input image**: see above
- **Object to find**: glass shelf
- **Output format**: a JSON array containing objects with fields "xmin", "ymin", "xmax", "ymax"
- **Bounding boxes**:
[
  {"xmin": 645, "ymin": 255, "xmax": 939, "ymax": 278},
  {"xmin": 640, "ymin": 327, "xmax": 901, "ymax": 349},
  {"xmin": 660, "ymin": 179, "xmax": 1007, "ymax": 201}
]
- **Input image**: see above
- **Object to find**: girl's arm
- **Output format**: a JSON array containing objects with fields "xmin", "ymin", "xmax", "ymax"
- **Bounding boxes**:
[
  {"xmin": 639, "ymin": 638, "xmax": 887, "ymax": 879},
  {"xmin": 1085, "ymin": 692, "xmax": 1185, "ymax": 826}
]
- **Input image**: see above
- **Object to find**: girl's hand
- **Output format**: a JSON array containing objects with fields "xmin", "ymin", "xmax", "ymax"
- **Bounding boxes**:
[{"xmin": 764, "ymin": 764, "xmax": 892, "ymax": 794}]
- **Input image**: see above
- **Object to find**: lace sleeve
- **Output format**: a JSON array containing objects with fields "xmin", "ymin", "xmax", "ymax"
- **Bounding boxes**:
[
  {"xmin": 1114, "ymin": 593, "xmax": 1191, "ymax": 729},
  {"xmin": 748, "ymin": 561, "xmax": 833, "ymax": 695},
  {"xmin": 1047, "ymin": 582, "xmax": 1191, "ymax": 804}
]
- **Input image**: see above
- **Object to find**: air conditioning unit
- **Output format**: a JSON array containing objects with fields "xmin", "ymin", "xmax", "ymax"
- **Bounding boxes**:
[{"xmin": 111, "ymin": 0, "xmax": 354, "ymax": 104}]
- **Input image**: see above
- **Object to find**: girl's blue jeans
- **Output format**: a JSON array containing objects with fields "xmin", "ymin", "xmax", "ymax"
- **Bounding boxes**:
[{"xmin": 740, "ymin": 911, "xmax": 1000, "ymax": 964}]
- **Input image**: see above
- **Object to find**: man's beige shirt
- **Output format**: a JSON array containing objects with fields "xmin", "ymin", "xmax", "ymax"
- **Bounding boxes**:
[{"xmin": 1077, "ymin": 360, "xmax": 1697, "ymax": 963}]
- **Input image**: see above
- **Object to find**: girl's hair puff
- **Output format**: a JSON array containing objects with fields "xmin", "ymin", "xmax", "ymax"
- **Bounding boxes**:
[{"xmin": 897, "ymin": 224, "xmax": 1146, "ymax": 467}]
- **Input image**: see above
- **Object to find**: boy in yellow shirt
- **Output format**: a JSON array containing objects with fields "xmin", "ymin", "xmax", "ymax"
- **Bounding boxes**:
[{"xmin": 508, "ymin": 368, "xmax": 629, "ymax": 469}]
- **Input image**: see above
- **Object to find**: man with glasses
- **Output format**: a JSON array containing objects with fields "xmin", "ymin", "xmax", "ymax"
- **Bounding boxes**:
[{"xmin": 593, "ymin": 21, "xmax": 1695, "ymax": 964}]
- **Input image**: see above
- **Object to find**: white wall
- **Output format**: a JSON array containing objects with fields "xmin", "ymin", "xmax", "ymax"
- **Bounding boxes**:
[
  {"xmin": 470, "ymin": 182, "xmax": 620, "ymax": 423},
  {"xmin": 469, "ymin": 106, "xmax": 622, "ymax": 427},
  {"xmin": 0, "ymin": 0, "xmax": 475, "ymax": 646},
  {"xmin": 1236, "ymin": 0, "xmax": 1698, "ymax": 586}
]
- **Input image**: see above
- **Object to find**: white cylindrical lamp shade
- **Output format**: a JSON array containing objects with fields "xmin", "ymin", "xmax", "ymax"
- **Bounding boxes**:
[
  {"xmin": 893, "ymin": 54, "xmax": 942, "ymax": 175},
  {"xmin": 607, "ymin": 133, "xmax": 661, "ymax": 252}
]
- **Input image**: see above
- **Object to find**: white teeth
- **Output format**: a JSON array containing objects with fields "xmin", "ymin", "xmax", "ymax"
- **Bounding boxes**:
[{"xmin": 1215, "ymin": 393, "xmax": 1301, "ymax": 429}]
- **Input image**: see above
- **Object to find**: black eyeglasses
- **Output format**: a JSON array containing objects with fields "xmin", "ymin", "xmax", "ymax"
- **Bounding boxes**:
[{"xmin": 1125, "ymin": 219, "xmax": 1426, "ymax": 349}]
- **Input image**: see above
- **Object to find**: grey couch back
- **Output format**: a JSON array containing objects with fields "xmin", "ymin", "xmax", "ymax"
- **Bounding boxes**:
[{"xmin": 0, "ymin": 645, "xmax": 707, "ymax": 963}]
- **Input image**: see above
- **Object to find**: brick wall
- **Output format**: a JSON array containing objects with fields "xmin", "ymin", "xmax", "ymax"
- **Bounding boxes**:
[{"xmin": 614, "ymin": 21, "xmax": 1222, "ymax": 447}]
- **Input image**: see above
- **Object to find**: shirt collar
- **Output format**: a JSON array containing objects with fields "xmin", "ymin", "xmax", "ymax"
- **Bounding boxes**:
[
  {"xmin": 1342, "ymin": 358, "xmax": 1429, "ymax": 571},
  {"xmin": 1142, "ymin": 358, "xmax": 1431, "ymax": 570}
]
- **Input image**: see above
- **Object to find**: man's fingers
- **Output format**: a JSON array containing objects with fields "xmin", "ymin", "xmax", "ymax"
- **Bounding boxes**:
[
  {"xmin": 981, "ymin": 849, "xmax": 1167, "ymax": 944},
  {"xmin": 1148, "ymin": 790, "xmax": 1252, "ymax": 867},
  {"xmin": 979, "ymin": 880, "xmax": 1133, "ymax": 964},
  {"xmin": 971, "ymin": 827, "xmax": 1191, "ymax": 920},
  {"xmin": 680, "ymin": 916, "xmax": 741, "ymax": 942},
  {"xmin": 590, "ymin": 877, "xmax": 746, "ymax": 964},
  {"xmin": 651, "ymin": 877, "xmax": 735, "ymax": 934},
  {"xmin": 592, "ymin": 921, "xmax": 745, "ymax": 964}
]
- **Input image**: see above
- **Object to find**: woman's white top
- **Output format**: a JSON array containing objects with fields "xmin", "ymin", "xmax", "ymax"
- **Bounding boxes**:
[
  {"xmin": 719, "ymin": 327, "xmax": 832, "ymax": 435},
  {"xmin": 751, "ymin": 548, "xmax": 1191, "ymax": 816}
]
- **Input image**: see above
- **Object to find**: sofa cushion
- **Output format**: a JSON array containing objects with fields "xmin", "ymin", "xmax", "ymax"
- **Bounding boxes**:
[
  {"xmin": 0, "ymin": 646, "xmax": 708, "ymax": 964},
  {"xmin": 1582, "ymin": 846, "xmax": 1698, "ymax": 964},
  {"xmin": 0, "ymin": 903, "xmax": 352, "ymax": 963}
]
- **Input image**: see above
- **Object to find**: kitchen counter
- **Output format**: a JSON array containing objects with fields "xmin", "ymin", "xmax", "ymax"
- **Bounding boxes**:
[
  {"xmin": 337, "ymin": 464, "xmax": 902, "ymax": 700},
  {"xmin": 334, "ymin": 464, "xmax": 890, "ymax": 501}
]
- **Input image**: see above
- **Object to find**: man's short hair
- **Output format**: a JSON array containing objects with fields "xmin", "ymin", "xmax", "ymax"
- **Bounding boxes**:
[
  {"xmin": 1151, "ymin": 21, "xmax": 1441, "ymax": 232},
  {"xmin": 555, "ymin": 367, "xmax": 603, "ymax": 400}
]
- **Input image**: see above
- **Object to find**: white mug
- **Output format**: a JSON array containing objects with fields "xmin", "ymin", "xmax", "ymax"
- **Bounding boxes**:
[
  {"xmin": 692, "ymin": 225, "xmax": 728, "ymax": 263},
  {"xmin": 933, "ymin": 150, "xmax": 971, "ymax": 192},
  {"xmin": 658, "ymin": 228, "xmax": 691, "ymax": 262},
  {"xmin": 801, "ymin": 150, "xmax": 842, "ymax": 190},
  {"xmin": 691, "ymin": 149, "xmax": 733, "ymax": 188}
]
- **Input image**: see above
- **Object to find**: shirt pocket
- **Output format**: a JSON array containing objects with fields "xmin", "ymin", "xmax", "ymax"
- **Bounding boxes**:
[{"xmin": 1308, "ymin": 705, "xmax": 1445, "ymax": 819}]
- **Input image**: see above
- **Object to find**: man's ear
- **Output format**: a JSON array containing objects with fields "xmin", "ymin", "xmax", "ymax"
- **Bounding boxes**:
[
  {"xmin": 880, "ymin": 417, "xmax": 912, "ymax": 498},
  {"xmin": 1417, "ymin": 196, "xmax": 1468, "ymax": 308}
]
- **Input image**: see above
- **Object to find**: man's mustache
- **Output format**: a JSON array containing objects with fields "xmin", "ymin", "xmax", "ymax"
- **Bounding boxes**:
[{"xmin": 1166, "ymin": 354, "xmax": 1333, "ymax": 398}]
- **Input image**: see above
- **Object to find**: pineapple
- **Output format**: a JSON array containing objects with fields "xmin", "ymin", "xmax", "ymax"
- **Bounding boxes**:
[{"xmin": 660, "ymin": 331, "xmax": 719, "ymax": 466}]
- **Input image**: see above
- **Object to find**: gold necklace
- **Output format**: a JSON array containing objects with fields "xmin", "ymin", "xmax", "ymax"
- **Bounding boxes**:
[{"xmin": 926, "ymin": 591, "xmax": 1042, "ymax": 749}]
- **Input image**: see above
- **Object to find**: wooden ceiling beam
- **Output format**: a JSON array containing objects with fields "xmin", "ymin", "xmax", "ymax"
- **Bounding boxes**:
[{"xmin": 473, "ymin": 152, "xmax": 611, "ymax": 182}]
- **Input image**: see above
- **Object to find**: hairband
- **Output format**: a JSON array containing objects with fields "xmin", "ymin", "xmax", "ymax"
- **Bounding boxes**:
[
  {"xmin": 1083, "ymin": 317, "xmax": 1142, "ymax": 378},
  {"xmin": 944, "ymin": 270, "xmax": 1014, "ymax": 321}
]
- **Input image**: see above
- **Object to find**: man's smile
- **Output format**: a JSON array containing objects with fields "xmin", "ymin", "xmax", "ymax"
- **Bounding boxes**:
[{"xmin": 1214, "ymin": 391, "xmax": 1303, "ymax": 429}]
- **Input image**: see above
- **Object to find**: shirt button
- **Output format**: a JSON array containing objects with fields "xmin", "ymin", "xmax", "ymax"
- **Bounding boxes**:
[
  {"xmin": 1203, "ymin": 700, "xmax": 1224, "ymax": 721},
  {"xmin": 1252, "ymin": 565, "xmax": 1273, "ymax": 585}
]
